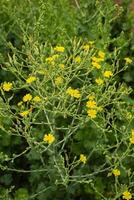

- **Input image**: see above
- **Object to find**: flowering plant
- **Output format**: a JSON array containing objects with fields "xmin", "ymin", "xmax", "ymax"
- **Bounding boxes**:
[{"xmin": 0, "ymin": 0, "xmax": 134, "ymax": 199}]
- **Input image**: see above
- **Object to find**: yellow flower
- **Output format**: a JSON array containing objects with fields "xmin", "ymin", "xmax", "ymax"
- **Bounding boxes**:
[
  {"xmin": 82, "ymin": 44, "xmax": 90, "ymax": 51},
  {"xmin": 86, "ymin": 100, "xmax": 97, "ymax": 109},
  {"xmin": 26, "ymin": 76, "xmax": 36, "ymax": 84},
  {"xmin": 130, "ymin": 137, "xmax": 134, "ymax": 144},
  {"xmin": 103, "ymin": 70, "xmax": 113, "ymax": 78},
  {"xmin": 112, "ymin": 169, "xmax": 120, "ymax": 177},
  {"xmin": 2, "ymin": 82, "xmax": 13, "ymax": 91},
  {"xmin": 92, "ymin": 61, "xmax": 101, "ymax": 69},
  {"xmin": 54, "ymin": 46, "xmax": 65, "ymax": 53},
  {"xmin": 55, "ymin": 76, "xmax": 63, "ymax": 86},
  {"xmin": 74, "ymin": 56, "xmax": 81, "ymax": 63},
  {"xmin": 46, "ymin": 56, "xmax": 54, "ymax": 63},
  {"xmin": 33, "ymin": 96, "xmax": 41, "ymax": 102},
  {"xmin": 43, "ymin": 133, "xmax": 55, "ymax": 144},
  {"xmin": 66, "ymin": 87, "xmax": 81, "ymax": 98},
  {"xmin": 17, "ymin": 101, "xmax": 23, "ymax": 107},
  {"xmin": 122, "ymin": 191, "xmax": 132, "ymax": 200},
  {"xmin": 98, "ymin": 51, "xmax": 105, "ymax": 59},
  {"xmin": 124, "ymin": 57, "xmax": 132, "ymax": 64},
  {"xmin": 59, "ymin": 64, "xmax": 65, "ymax": 69},
  {"xmin": 80, "ymin": 154, "xmax": 87, "ymax": 164},
  {"xmin": 23, "ymin": 94, "xmax": 32, "ymax": 102},
  {"xmin": 20, "ymin": 110, "xmax": 30, "ymax": 117},
  {"xmin": 91, "ymin": 56, "xmax": 103, "ymax": 63},
  {"xmin": 87, "ymin": 109, "xmax": 97, "ymax": 119},
  {"xmin": 131, "ymin": 129, "xmax": 134, "ymax": 137},
  {"xmin": 95, "ymin": 78, "xmax": 104, "ymax": 85}
]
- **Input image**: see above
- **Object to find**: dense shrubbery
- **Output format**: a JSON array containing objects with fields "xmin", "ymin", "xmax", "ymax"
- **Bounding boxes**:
[{"xmin": 0, "ymin": 0, "xmax": 134, "ymax": 199}]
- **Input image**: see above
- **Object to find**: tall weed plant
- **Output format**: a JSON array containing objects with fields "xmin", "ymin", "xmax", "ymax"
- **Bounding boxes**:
[{"xmin": 0, "ymin": 0, "xmax": 134, "ymax": 199}]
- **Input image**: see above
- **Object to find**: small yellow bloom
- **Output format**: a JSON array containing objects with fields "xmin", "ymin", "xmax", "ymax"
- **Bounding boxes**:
[
  {"xmin": 82, "ymin": 44, "xmax": 90, "ymax": 51},
  {"xmin": 95, "ymin": 78, "xmax": 104, "ymax": 85},
  {"xmin": 86, "ymin": 100, "xmax": 97, "ymax": 109},
  {"xmin": 91, "ymin": 56, "xmax": 103, "ymax": 63},
  {"xmin": 122, "ymin": 191, "xmax": 132, "ymax": 200},
  {"xmin": 130, "ymin": 137, "xmax": 134, "ymax": 144},
  {"xmin": 26, "ymin": 76, "xmax": 36, "ymax": 84},
  {"xmin": 54, "ymin": 46, "xmax": 65, "ymax": 53},
  {"xmin": 66, "ymin": 87, "xmax": 81, "ymax": 98},
  {"xmin": 55, "ymin": 76, "xmax": 63, "ymax": 86},
  {"xmin": 23, "ymin": 94, "xmax": 32, "ymax": 102},
  {"xmin": 20, "ymin": 110, "xmax": 30, "ymax": 117},
  {"xmin": 98, "ymin": 51, "xmax": 105, "ymax": 59},
  {"xmin": 33, "ymin": 96, "xmax": 41, "ymax": 102},
  {"xmin": 103, "ymin": 70, "xmax": 113, "ymax": 78},
  {"xmin": 87, "ymin": 109, "xmax": 97, "ymax": 119},
  {"xmin": 80, "ymin": 154, "xmax": 87, "ymax": 164},
  {"xmin": 92, "ymin": 61, "xmax": 101, "ymax": 69},
  {"xmin": 2, "ymin": 82, "xmax": 13, "ymax": 91},
  {"xmin": 43, "ymin": 133, "xmax": 55, "ymax": 144},
  {"xmin": 59, "ymin": 64, "xmax": 65, "ymax": 69},
  {"xmin": 124, "ymin": 57, "xmax": 132, "ymax": 64},
  {"xmin": 17, "ymin": 101, "xmax": 23, "ymax": 107},
  {"xmin": 46, "ymin": 56, "xmax": 54, "ymax": 63},
  {"xmin": 74, "ymin": 56, "xmax": 81, "ymax": 63},
  {"xmin": 112, "ymin": 169, "xmax": 121, "ymax": 177}
]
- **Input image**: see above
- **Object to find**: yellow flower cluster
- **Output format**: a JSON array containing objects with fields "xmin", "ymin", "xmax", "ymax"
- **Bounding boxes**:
[
  {"xmin": 122, "ymin": 191, "xmax": 132, "ymax": 200},
  {"xmin": 92, "ymin": 61, "xmax": 101, "ymax": 69},
  {"xmin": 18, "ymin": 94, "xmax": 41, "ymax": 117},
  {"xmin": 20, "ymin": 110, "xmax": 30, "ymax": 117},
  {"xmin": 79, "ymin": 154, "xmax": 87, "ymax": 164},
  {"xmin": 54, "ymin": 46, "xmax": 65, "ymax": 53},
  {"xmin": 2, "ymin": 82, "xmax": 13, "ymax": 91},
  {"xmin": 46, "ymin": 54, "xmax": 59, "ymax": 64},
  {"xmin": 129, "ymin": 129, "xmax": 134, "ymax": 144},
  {"xmin": 23, "ymin": 94, "xmax": 32, "ymax": 102},
  {"xmin": 86, "ymin": 96, "xmax": 98, "ymax": 119},
  {"xmin": 43, "ymin": 133, "xmax": 55, "ymax": 144},
  {"xmin": 112, "ymin": 169, "xmax": 120, "ymax": 177},
  {"xmin": 91, "ymin": 50, "xmax": 105, "ymax": 69},
  {"xmin": 103, "ymin": 70, "xmax": 113, "ymax": 78},
  {"xmin": 82, "ymin": 44, "xmax": 90, "ymax": 51},
  {"xmin": 82, "ymin": 41, "xmax": 94, "ymax": 51},
  {"xmin": 26, "ymin": 76, "xmax": 36, "ymax": 84},
  {"xmin": 66, "ymin": 87, "xmax": 81, "ymax": 98},
  {"xmin": 33, "ymin": 96, "xmax": 41, "ymax": 102}
]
